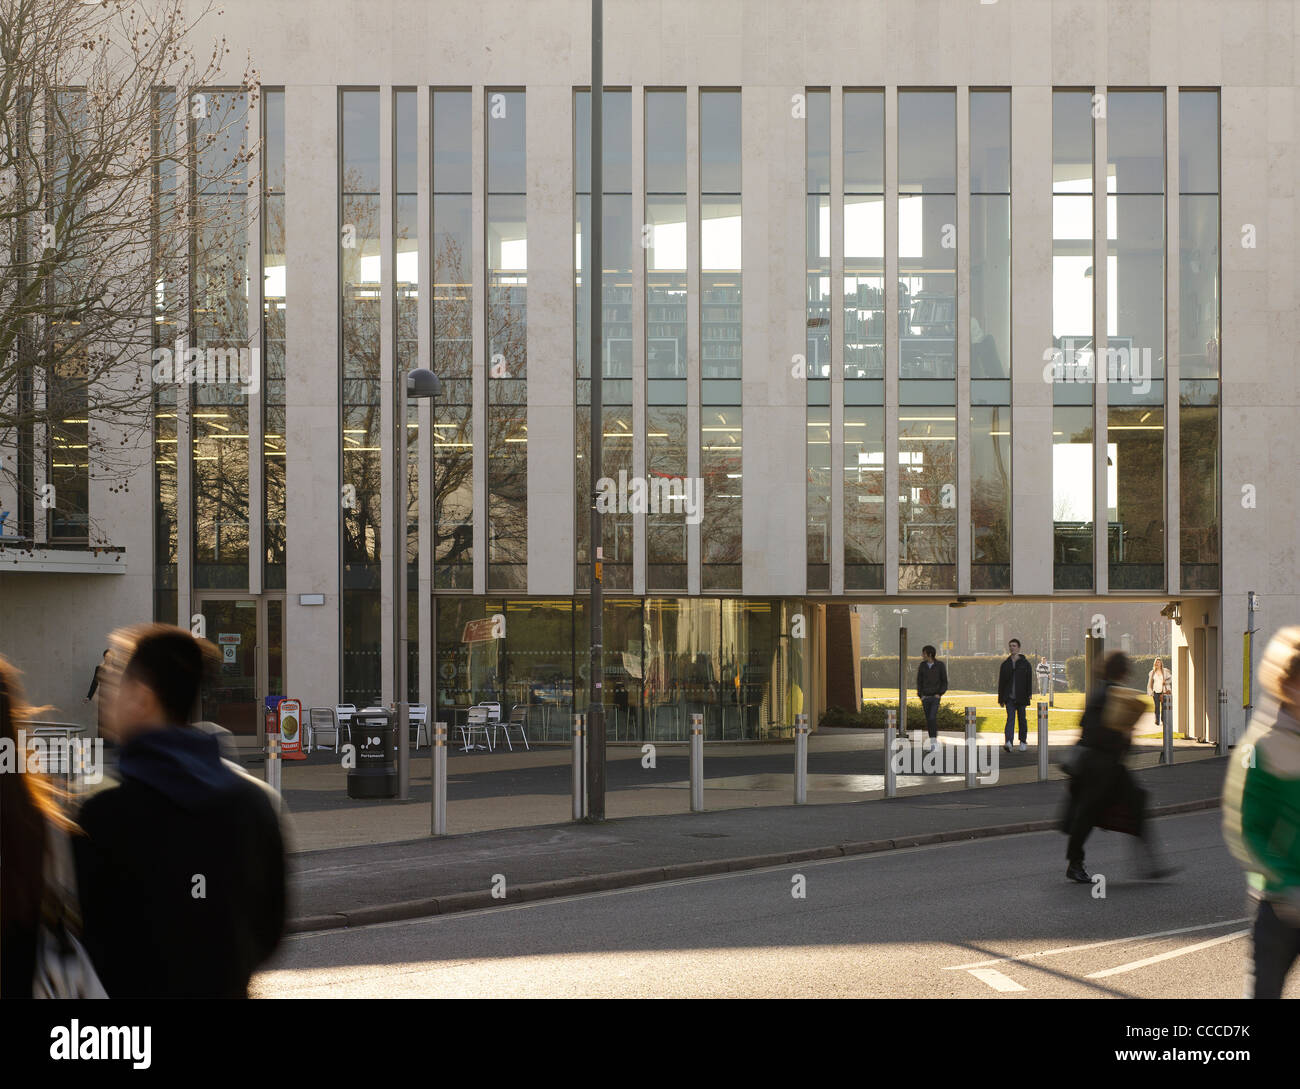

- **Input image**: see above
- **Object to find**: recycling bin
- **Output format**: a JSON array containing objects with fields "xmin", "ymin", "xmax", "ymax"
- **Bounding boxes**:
[{"xmin": 347, "ymin": 709, "xmax": 397, "ymax": 798}]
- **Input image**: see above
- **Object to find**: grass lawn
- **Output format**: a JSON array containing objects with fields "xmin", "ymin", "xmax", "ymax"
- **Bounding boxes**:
[{"xmin": 857, "ymin": 686, "xmax": 1151, "ymax": 734}]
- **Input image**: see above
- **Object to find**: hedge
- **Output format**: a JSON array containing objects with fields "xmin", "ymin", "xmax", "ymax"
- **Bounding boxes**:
[
  {"xmin": 820, "ymin": 702, "xmax": 969, "ymax": 731},
  {"xmin": 859, "ymin": 654, "xmax": 1047, "ymax": 693},
  {"xmin": 1065, "ymin": 654, "xmax": 1165, "ymax": 692}
]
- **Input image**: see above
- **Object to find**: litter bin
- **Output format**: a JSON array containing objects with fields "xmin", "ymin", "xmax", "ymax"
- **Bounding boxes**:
[{"xmin": 347, "ymin": 708, "xmax": 397, "ymax": 799}]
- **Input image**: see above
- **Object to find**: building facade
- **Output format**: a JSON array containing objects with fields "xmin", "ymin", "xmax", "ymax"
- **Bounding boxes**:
[{"xmin": 3, "ymin": 0, "xmax": 1296, "ymax": 751}]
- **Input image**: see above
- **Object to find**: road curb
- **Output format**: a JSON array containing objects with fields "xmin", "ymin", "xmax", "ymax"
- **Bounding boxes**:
[{"xmin": 288, "ymin": 796, "xmax": 1221, "ymax": 934}]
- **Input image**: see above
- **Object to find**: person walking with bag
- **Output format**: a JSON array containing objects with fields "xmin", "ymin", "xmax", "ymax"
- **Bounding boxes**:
[
  {"xmin": 1222, "ymin": 627, "xmax": 1300, "ymax": 998},
  {"xmin": 1061, "ymin": 651, "xmax": 1176, "ymax": 884},
  {"xmin": 0, "ymin": 657, "xmax": 105, "ymax": 998},
  {"xmin": 997, "ymin": 638, "xmax": 1032, "ymax": 752},
  {"xmin": 916, "ymin": 645, "xmax": 948, "ymax": 753},
  {"xmin": 1146, "ymin": 657, "xmax": 1168, "ymax": 728}
]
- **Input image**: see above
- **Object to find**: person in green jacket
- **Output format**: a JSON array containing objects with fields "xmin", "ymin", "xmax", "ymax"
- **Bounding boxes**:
[{"xmin": 1223, "ymin": 626, "xmax": 1300, "ymax": 999}]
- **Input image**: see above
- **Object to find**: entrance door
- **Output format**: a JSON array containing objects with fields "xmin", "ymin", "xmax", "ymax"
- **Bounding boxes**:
[{"xmin": 197, "ymin": 597, "xmax": 285, "ymax": 751}]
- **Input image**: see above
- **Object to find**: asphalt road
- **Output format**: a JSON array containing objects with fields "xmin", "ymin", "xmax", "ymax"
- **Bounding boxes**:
[{"xmin": 252, "ymin": 810, "xmax": 1293, "ymax": 999}]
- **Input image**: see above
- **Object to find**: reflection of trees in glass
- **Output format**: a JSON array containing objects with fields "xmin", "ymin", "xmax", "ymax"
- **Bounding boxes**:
[
  {"xmin": 898, "ymin": 431, "xmax": 956, "ymax": 587},
  {"xmin": 971, "ymin": 406, "xmax": 1010, "ymax": 568},
  {"xmin": 1180, "ymin": 397, "xmax": 1219, "ymax": 570},
  {"xmin": 1, "ymin": 4, "xmax": 255, "ymax": 543}
]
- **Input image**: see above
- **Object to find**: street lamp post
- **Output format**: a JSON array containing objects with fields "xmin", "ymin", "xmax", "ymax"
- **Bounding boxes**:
[{"xmin": 396, "ymin": 367, "xmax": 440, "ymax": 800}]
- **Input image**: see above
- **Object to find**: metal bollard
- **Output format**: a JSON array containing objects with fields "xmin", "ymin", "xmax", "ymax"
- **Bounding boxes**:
[
  {"xmin": 1162, "ymin": 697, "xmax": 1173, "ymax": 765},
  {"xmin": 965, "ymin": 706, "xmax": 977, "ymax": 789},
  {"xmin": 265, "ymin": 731, "xmax": 281, "ymax": 794},
  {"xmin": 1037, "ymin": 701, "xmax": 1050, "ymax": 781},
  {"xmin": 690, "ymin": 712, "xmax": 704, "ymax": 812},
  {"xmin": 432, "ymin": 722, "xmax": 447, "ymax": 836},
  {"xmin": 885, "ymin": 709, "xmax": 897, "ymax": 798},
  {"xmin": 572, "ymin": 713, "xmax": 586, "ymax": 820},
  {"xmin": 794, "ymin": 713, "xmax": 809, "ymax": 804}
]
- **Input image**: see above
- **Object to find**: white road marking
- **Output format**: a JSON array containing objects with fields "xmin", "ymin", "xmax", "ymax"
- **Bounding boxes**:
[
  {"xmin": 967, "ymin": 968, "xmax": 1027, "ymax": 992},
  {"xmin": 1085, "ymin": 929, "xmax": 1249, "ymax": 979},
  {"xmin": 944, "ymin": 917, "xmax": 1250, "ymax": 971}
]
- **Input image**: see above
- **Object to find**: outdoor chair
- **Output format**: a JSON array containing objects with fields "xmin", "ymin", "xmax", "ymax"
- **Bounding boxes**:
[
  {"xmin": 308, "ymin": 707, "xmax": 342, "ymax": 753},
  {"xmin": 498, "ymin": 704, "xmax": 531, "ymax": 752},
  {"xmin": 463, "ymin": 705, "xmax": 492, "ymax": 751},
  {"xmin": 335, "ymin": 704, "xmax": 357, "ymax": 747},
  {"xmin": 408, "ymin": 703, "xmax": 429, "ymax": 749}
]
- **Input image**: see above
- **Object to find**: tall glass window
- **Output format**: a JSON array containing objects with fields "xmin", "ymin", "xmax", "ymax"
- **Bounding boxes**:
[
  {"xmin": 340, "ymin": 89, "xmax": 382, "ymax": 703},
  {"xmin": 806, "ymin": 89, "xmax": 830, "ymax": 590},
  {"xmin": 1179, "ymin": 90, "xmax": 1220, "ymax": 590},
  {"xmin": 576, "ymin": 89, "xmax": 633, "ymax": 590},
  {"xmin": 486, "ymin": 90, "xmax": 527, "ymax": 590},
  {"xmin": 700, "ymin": 90, "xmax": 741, "ymax": 590},
  {"xmin": 395, "ymin": 89, "xmax": 419, "ymax": 698},
  {"xmin": 263, "ymin": 89, "xmax": 286, "ymax": 591},
  {"xmin": 897, "ymin": 91, "xmax": 956, "ymax": 590},
  {"xmin": 432, "ymin": 90, "xmax": 473, "ymax": 590},
  {"xmin": 192, "ymin": 89, "xmax": 253, "ymax": 589},
  {"xmin": 1052, "ymin": 90, "xmax": 1095, "ymax": 589},
  {"xmin": 152, "ymin": 90, "xmax": 180, "ymax": 622},
  {"xmin": 646, "ymin": 90, "xmax": 688, "ymax": 591},
  {"xmin": 843, "ymin": 91, "xmax": 885, "ymax": 590},
  {"xmin": 970, "ymin": 90, "xmax": 1011, "ymax": 589},
  {"xmin": 1107, "ymin": 90, "xmax": 1165, "ymax": 590}
]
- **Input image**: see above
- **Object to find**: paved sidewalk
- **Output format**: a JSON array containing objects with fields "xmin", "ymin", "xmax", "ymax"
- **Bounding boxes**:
[
  {"xmin": 289, "ymin": 754, "xmax": 1230, "ymax": 932},
  {"xmin": 277, "ymin": 718, "xmax": 1209, "ymax": 851}
]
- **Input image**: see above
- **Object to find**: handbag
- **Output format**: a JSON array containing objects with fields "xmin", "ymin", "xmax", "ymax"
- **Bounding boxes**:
[{"xmin": 32, "ymin": 824, "xmax": 107, "ymax": 999}]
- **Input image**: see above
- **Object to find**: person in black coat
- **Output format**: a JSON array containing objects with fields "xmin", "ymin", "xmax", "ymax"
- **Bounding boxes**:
[
  {"xmin": 73, "ymin": 625, "xmax": 287, "ymax": 998},
  {"xmin": 1060, "ymin": 650, "xmax": 1175, "ymax": 884},
  {"xmin": 996, "ymin": 638, "xmax": 1033, "ymax": 751},
  {"xmin": 915, "ymin": 645, "xmax": 949, "ymax": 751}
]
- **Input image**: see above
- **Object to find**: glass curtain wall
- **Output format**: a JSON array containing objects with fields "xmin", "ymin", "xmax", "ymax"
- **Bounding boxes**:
[
  {"xmin": 1106, "ymin": 90, "xmax": 1165, "ymax": 590},
  {"xmin": 486, "ymin": 90, "xmax": 527, "ymax": 589},
  {"xmin": 340, "ymin": 89, "xmax": 382, "ymax": 703},
  {"xmin": 432, "ymin": 90, "xmax": 474, "ymax": 590},
  {"xmin": 263, "ymin": 89, "xmax": 287, "ymax": 591},
  {"xmin": 395, "ymin": 89, "xmax": 419, "ymax": 698},
  {"xmin": 1052, "ymin": 90, "xmax": 1095, "ymax": 589},
  {"xmin": 646, "ymin": 90, "xmax": 689, "ymax": 591},
  {"xmin": 700, "ymin": 90, "xmax": 742, "ymax": 590},
  {"xmin": 435, "ymin": 597, "xmax": 796, "ymax": 743},
  {"xmin": 970, "ymin": 90, "xmax": 1012, "ymax": 589},
  {"xmin": 576, "ymin": 89, "xmax": 634, "ymax": 590},
  {"xmin": 192, "ymin": 89, "xmax": 254, "ymax": 590},
  {"xmin": 897, "ymin": 90, "xmax": 956, "ymax": 590},
  {"xmin": 152, "ymin": 90, "xmax": 180, "ymax": 622},
  {"xmin": 806, "ymin": 89, "xmax": 830, "ymax": 590},
  {"xmin": 844, "ymin": 90, "xmax": 886, "ymax": 589},
  {"xmin": 1178, "ymin": 90, "xmax": 1220, "ymax": 590}
]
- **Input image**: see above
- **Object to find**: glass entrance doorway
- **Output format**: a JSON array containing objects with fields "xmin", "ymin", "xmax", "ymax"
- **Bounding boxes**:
[{"xmin": 196, "ymin": 597, "xmax": 285, "ymax": 750}]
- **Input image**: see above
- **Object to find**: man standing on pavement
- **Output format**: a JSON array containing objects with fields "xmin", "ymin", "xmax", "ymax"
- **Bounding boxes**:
[
  {"xmin": 916, "ymin": 645, "xmax": 948, "ymax": 753},
  {"xmin": 997, "ymin": 638, "xmax": 1032, "ymax": 752},
  {"xmin": 73, "ymin": 624, "xmax": 287, "ymax": 998}
]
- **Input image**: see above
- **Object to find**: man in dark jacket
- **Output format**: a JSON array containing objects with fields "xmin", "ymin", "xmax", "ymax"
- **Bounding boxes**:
[
  {"xmin": 997, "ymin": 638, "xmax": 1033, "ymax": 752},
  {"xmin": 73, "ymin": 624, "xmax": 287, "ymax": 998},
  {"xmin": 915, "ymin": 645, "xmax": 948, "ymax": 752}
]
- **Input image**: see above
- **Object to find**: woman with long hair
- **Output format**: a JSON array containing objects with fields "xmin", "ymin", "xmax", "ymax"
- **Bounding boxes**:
[
  {"xmin": 1146, "ymin": 657, "xmax": 1168, "ymax": 728},
  {"xmin": 0, "ymin": 656, "xmax": 77, "ymax": 997}
]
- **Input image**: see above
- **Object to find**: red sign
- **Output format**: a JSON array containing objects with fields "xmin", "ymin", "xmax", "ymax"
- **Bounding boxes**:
[{"xmin": 462, "ymin": 618, "xmax": 497, "ymax": 643}]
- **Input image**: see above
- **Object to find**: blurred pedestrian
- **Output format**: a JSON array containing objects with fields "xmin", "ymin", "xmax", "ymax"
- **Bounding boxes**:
[
  {"xmin": 1061, "ymin": 650, "xmax": 1176, "ymax": 884},
  {"xmin": 915, "ymin": 645, "xmax": 948, "ymax": 753},
  {"xmin": 72, "ymin": 624, "xmax": 286, "ymax": 998},
  {"xmin": 1222, "ymin": 627, "xmax": 1300, "ymax": 999},
  {"xmin": 1, "ymin": 657, "xmax": 103, "ymax": 998},
  {"xmin": 1146, "ymin": 657, "xmax": 1168, "ymax": 728},
  {"xmin": 997, "ymin": 638, "xmax": 1032, "ymax": 752}
]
